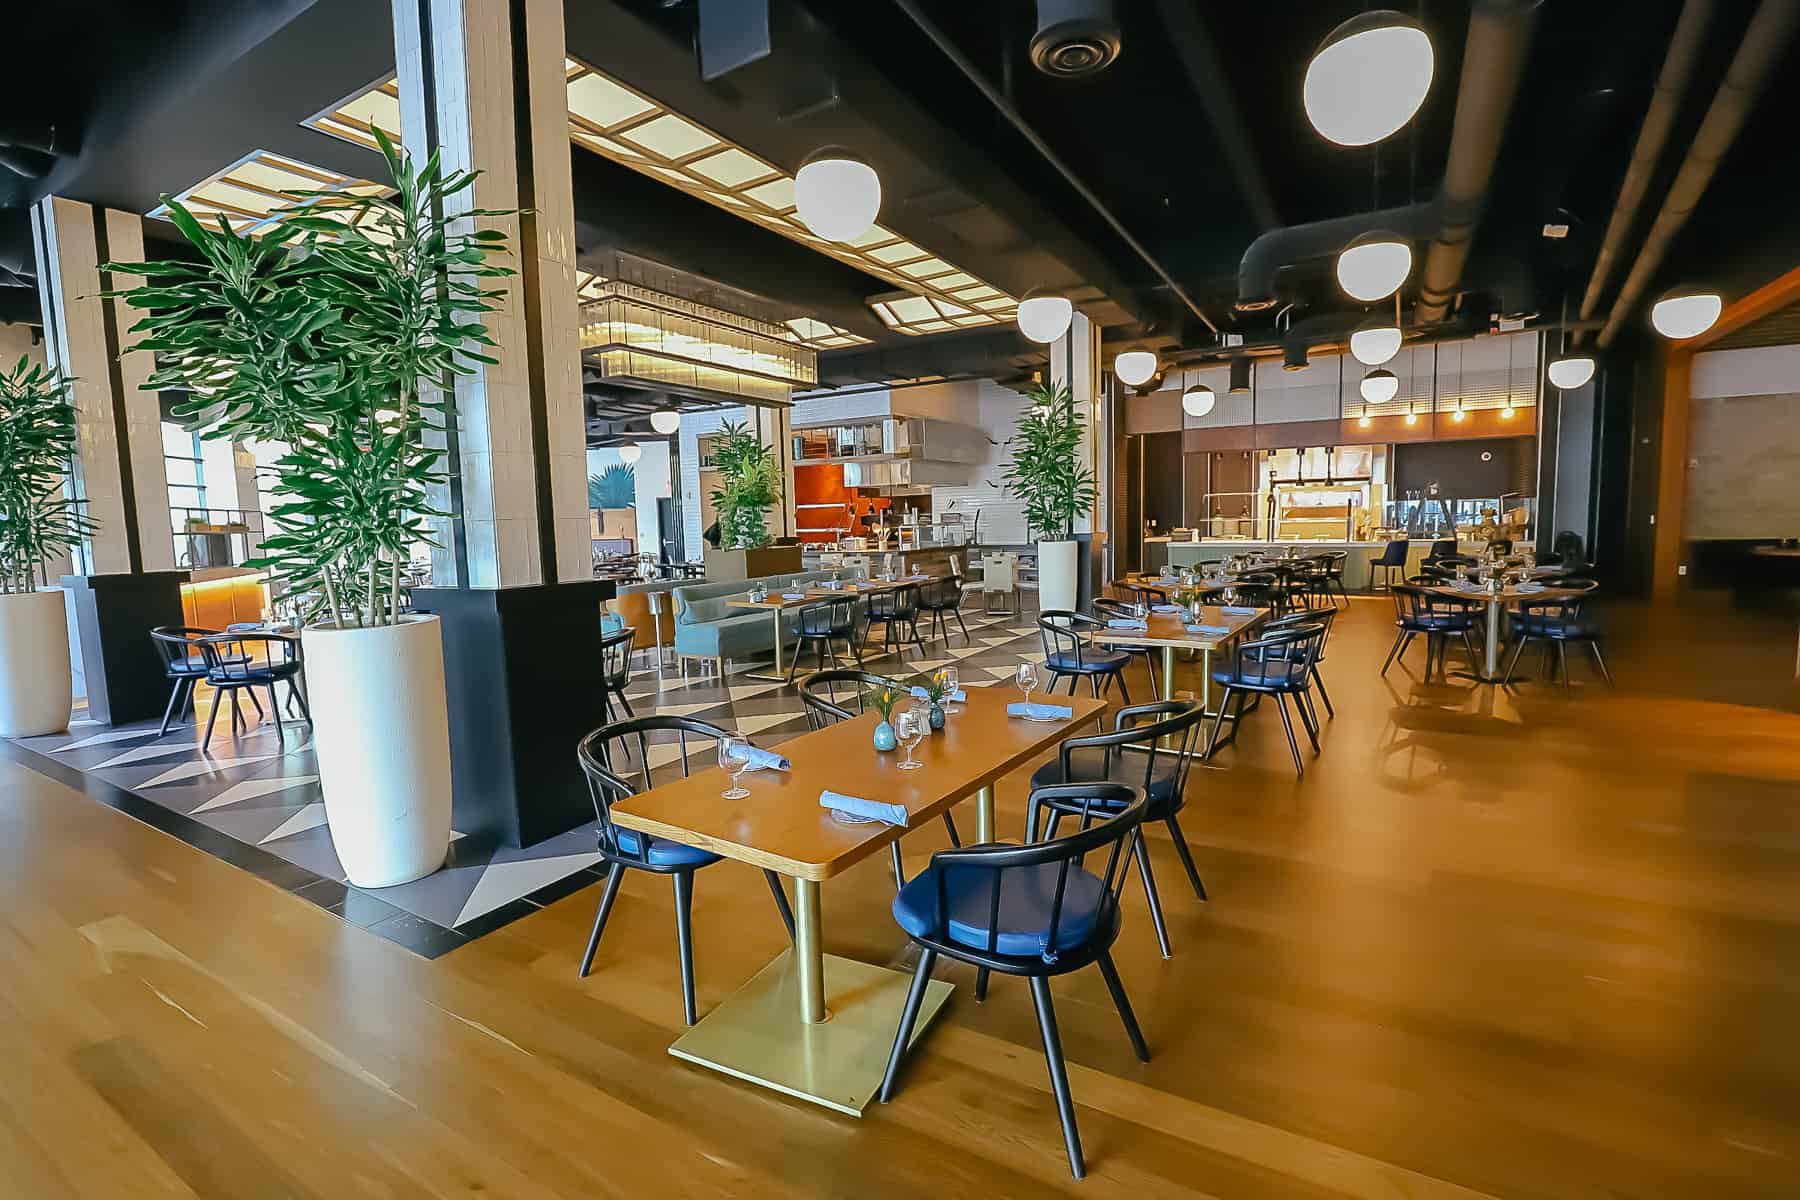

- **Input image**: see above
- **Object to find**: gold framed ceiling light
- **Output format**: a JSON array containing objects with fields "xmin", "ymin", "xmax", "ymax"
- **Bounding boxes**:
[{"xmin": 147, "ymin": 150, "xmax": 392, "ymax": 240}]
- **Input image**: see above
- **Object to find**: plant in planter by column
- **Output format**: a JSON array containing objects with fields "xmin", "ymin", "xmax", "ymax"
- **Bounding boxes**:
[
  {"xmin": 0, "ymin": 357, "xmax": 96, "ymax": 737},
  {"xmin": 709, "ymin": 420, "xmax": 781, "ymax": 549},
  {"xmin": 1004, "ymin": 381, "xmax": 1095, "ymax": 613},
  {"xmin": 108, "ymin": 129, "xmax": 515, "ymax": 887}
]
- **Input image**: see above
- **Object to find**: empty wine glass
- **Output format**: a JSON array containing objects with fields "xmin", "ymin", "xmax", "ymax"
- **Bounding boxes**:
[
  {"xmin": 941, "ymin": 665, "xmax": 961, "ymax": 713},
  {"xmin": 1016, "ymin": 661, "xmax": 1039, "ymax": 707},
  {"xmin": 718, "ymin": 734, "xmax": 752, "ymax": 799},
  {"xmin": 895, "ymin": 704, "xmax": 926, "ymax": 771}
]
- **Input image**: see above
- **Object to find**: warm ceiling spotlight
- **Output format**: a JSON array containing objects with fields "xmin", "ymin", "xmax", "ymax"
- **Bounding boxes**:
[
  {"xmin": 1336, "ymin": 231, "xmax": 1413, "ymax": 302},
  {"xmin": 1182, "ymin": 383, "xmax": 1216, "ymax": 418},
  {"xmin": 1404, "ymin": 409, "xmax": 1418, "ymax": 426},
  {"xmin": 1501, "ymin": 402, "xmax": 1516, "ymax": 418},
  {"xmin": 1357, "ymin": 414, "xmax": 1372, "ymax": 428},
  {"xmin": 1304, "ymin": 11, "xmax": 1434, "ymax": 147},
  {"xmin": 794, "ymin": 149, "xmax": 881, "ymax": 243},
  {"xmin": 650, "ymin": 409, "xmax": 681, "ymax": 435},
  {"xmin": 618, "ymin": 442, "xmax": 643, "ymax": 464},
  {"xmin": 1649, "ymin": 285, "xmax": 1723, "ymax": 340},
  {"xmin": 1359, "ymin": 367, "xmax": 1399, "ymax": 404},
  {"xmin": 1547, "ymin": 354, "xmax": 1597, "ymax": 390},
  {"xmin": 1452, "ymin": 403, "xmax": 1467, "ymax": 422},
  {"xmin": 1349, "ymin": 318, "xmax": 1403, "ymax": 366},
  {"xmin": 1228, "ymin": 357, "xmax": 1252, "ymax": 393},
  {"xmin": 1114, "ymin": 350, "xmax": 1158, "ymax": 387},
  {"xmin": 1282, "ymin": 342, "xmax": 1309, "ymax": 371},
  {"xmin": 1016, "ymin": 288, "xmax": 1074, "ymax": 344}
]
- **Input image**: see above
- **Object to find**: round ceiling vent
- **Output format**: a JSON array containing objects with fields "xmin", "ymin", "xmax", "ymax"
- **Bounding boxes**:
[{"xmin": 1029, "ymin": 0, "xmax": 1122, "ymax": 78}]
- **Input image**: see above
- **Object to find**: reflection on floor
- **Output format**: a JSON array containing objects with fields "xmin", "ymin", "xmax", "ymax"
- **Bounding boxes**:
[{"xmin": 5, "ymin": 605, "xmax": 1045, "ymax": 957}]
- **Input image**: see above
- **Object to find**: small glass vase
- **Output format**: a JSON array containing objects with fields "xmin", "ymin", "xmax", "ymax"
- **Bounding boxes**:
[
  {"xmin": 928, "ymin": 703, "xmax": 945, "ymax": 732},
  {"xmin": 873, "ymin": 720, "xmax": 897, "ymax": 751}
]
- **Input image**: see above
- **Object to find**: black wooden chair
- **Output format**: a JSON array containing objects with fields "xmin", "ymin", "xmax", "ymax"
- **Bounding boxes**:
[
  {"xmin": 196, "ymin": 632, "xmax": 310, "ymax": 751},
  {"xmin": 916, "ymin": 575, "xmax": 969, "ymax": 645},
  {"xmin": 598, "ymin": 625, "xmax": 638, "ymax": 723},
  {"xmin": 1203, "ymin": 620, "xmax": 1328, "ymax": 778},
  {"xmin": 1037, "ymin": 611, "xmax": 1133, "ymax": 701},
  {"xmin": 1382, "ymin": 583, "xmax": 1480, "ymax": 681},
  {"xmin": 862, "ymin": 583, "xmax": 927, "ymax": 660},
  {"xmin": 880, "ymin": 781, "xmax": 1150, "ymax": 1180},
  {"xmin": 575, "ymin": 716, "xmax": 797, "ymax": 1025},
  {"xmin": 148, "ymin": 625, "xmax": 244, "ymax": 737},
  {"xmin": 1029, "ymin": 700, "xmax": 1207, "ymax": 959},
  {"xmin": 1090, "ymin": 596, "xmax": 1160, "ymax": 694},
  {"xmin": 1369, "ymin": 538, "xmax": 1410, "ymax": 591},
  {"xmin": 797, "ymin": 669, "xmax": 961, "ymax": 882},
  {"xmin": 786, "ymin": 596, "xmax": 862, "ymax": 682},
  {"xmin": 1504, "ymin": 585, "xmax": 1613, "ymax": 693},
  {"xmin": 1259, "ymin": 605, "xmax": 1339, "ymax": 718}
]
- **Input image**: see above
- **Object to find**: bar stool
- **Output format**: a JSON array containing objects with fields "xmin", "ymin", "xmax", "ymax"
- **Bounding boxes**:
[{"xmin": 1369, "ymin": 538, "xmax": 1410, "ymax": 591}]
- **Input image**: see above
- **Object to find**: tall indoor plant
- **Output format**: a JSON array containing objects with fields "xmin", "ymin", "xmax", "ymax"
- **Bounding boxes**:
[
  {"xmin": 110, "ymin": 130, "xmax": 514, "ymax": 886},
  {"xmin": 1004, "ymin": 381, "xmax": 1095, "ymax": 612},
  {"xmin": 709, "ymin": 419, "xmax": 781, "ymax": 548},
  {"xmin": 0, "ymin": 357, "xmax": 95, "ymax": 737}
]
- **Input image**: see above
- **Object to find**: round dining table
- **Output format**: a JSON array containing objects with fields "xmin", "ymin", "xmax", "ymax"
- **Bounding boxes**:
[{"xmin": 1424, "ymin": 580, "xmax": 1590, "ymax": 682}]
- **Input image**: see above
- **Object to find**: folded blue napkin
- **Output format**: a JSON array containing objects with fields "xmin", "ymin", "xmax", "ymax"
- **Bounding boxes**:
[
  {"xmin": 729, "ymin": 745, "xmax": 791, "ymax": 772},
  {"xmin": 781, "ymin": 592, "xmax": 807, "ymax": 600},
  {"xmin": 1150, "ymin": 604, "xmax": 1182, "ymax": 614},
  {"xmin": 1008, "ymin": 702, "xmax": 1073, "ymax": 720},
  {"xmin": 909, "ymin": 685, "xmax": 968, "ymax": 702},
  {"xmin": 820, "ymin": 580, "xmax": 843, "ymax": 590},
  {"xmin": 1105, "ymin": 618, "xmax": 1147, "ymax": 629},
  {"xmin": 819, "ymin": 789, "xmax": 908, "ymax": 826},
  {"xmin": 1221, "ymin": 606, "xmax": 1258, "ymax": 616},
  {"xmin": 1185, "ymin": 624, "xmax": 1231, "ymax": 636}
]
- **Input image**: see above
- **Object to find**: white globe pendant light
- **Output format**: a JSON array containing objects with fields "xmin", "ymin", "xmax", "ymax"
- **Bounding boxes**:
[
  {"xmin": 1336, "ymin": 232, "xmax": 1412, "ymax": 302},
  {"xmin": 1649, "ymin": 286, "xmax": 1723, "ymax": 340},
  {"xmin": 1114, "ymin": 350, "xmax": 1158, "ymax": 388},
  {"xmin": 618, "ymin": 443, "xmax": 643, "ymax": 464},
  {"xmin": 1359, "ymin": 368, "xmax": 1399, "ymax": 405},
  {"xmin": 794, "ymin": 150, "xmax": 881, "ymax": 243},
  {"xmin": 1349, "ymin": 319, "xmax": 1403, "ymax": 366},
  {"xmin": 1182, "ymin": 383, "xmax": 1216, "ymax": 418},
  {"xmin": 1017, "ymin": 289, "xmax": 1074, "ymax": 344},
  {"xmin": 1304, "ymin": 11, "xmax": 1434, "ymax": 147},
  {"xmin": 1547, "ymin": 354, "xmax": 1596, "ymax": 390},
  {"xmin": 650, "ymin": 409, "xmax": 681, "ymax": 435}
]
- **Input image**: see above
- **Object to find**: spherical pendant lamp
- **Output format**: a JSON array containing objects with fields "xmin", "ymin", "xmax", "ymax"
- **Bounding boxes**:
[
  {"xmin": 1649, "ymin": 286, "xmax": 1723, "ymax": 340},
  {"xmin": 1114, "ymin": 350, "xmax": 1158, "ymax": 387},
  {"xmin": 1358, "ymin": 368, "xmax": 1399, "ymax": 405},
  {"xmin": 1304, "ymin": 11, "xmax": 1434, "ymax": 147},
  {"xmin": 1336, "ymin": 232, "xmax": 1412, "ymax": 302},
  {"xmin": 618, "ymin": 443, "xmax": 643, "ymax": 464},
  {"xmin": 794, "ymin": 150, "xmax": 881, "ymax": 243},
  {"xmin": 1546, "ymin": 354, "xmax": 1596, "ymax": 390},
  {"xmin": 650, "ymin": 409, "xmax": 681, "ymax": 435},
  {"xmin": 1349, "ymin": 319, "xmax": 1403, "ymax": 366},
  {"xmin": 1017, "ymin": 289, "xmax": 1074, "ymax": 344},
  {"xmin": 1182, "ymin": 384, "xmax": 1216, "ymax": 418}
]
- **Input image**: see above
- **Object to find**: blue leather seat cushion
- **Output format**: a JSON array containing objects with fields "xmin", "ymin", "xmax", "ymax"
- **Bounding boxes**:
[
  {"xmin": 1212, "ymin": 659, "xmax": 1308, "ymax": 688},
  {"xmin": 1046, "ymin": 649, "xmax": 1131, "ymax": 673},
  {"xmin": 893, "ymin": 861, "xmax": 1107, "ymax": 957},
  {"xmin": 609, "ymin": 828, "xmax": 720, "ymax": 868},
  {"xmin": 1520, "ymin": 619, "xmax": 1596, "ymax": 638},
  {"xmin": 1030, "ymin": 749, "xmax": 1179, "ymax": 808}
]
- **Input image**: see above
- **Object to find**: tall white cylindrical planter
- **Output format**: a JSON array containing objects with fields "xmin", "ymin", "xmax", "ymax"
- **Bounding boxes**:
[
  {"xmin": 302, "ymin": 615, "xmax": 452, "ymax": 888},
  {"xmin": 0, "ymin": 590, "xmax": 73, "ymax": 738},
  {"xmin": 1037, "ymin": 539, "xmax": 1079, "ymax": 614}
]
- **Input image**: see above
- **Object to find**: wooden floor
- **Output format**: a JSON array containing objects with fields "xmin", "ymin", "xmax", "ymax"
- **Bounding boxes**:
[{"xmin": 3, "ymin": 596, "xmax": 1799, "ymax": 1198}]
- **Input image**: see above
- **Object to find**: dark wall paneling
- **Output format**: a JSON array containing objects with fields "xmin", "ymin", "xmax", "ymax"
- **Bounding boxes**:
[
  {"xmin": 1121, "ymin": 435, "xmax": 1144, "ymax": 571},
  {"xmin": 1393, "ymin": 436, "xmax": 1538, "ymax": 499},
  {"xmin": 1124, "ymin": 390, "xmax": 1183, "ymax": 434},
  {"xmin": 1141, "ymin": 432, "xmax": 1184, "ymax": 533}
]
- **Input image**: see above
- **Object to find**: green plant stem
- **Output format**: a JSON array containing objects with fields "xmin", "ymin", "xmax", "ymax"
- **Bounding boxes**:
[{"xmin": 322, "ymin": 564, "xmax": 344, "ymax": 630}]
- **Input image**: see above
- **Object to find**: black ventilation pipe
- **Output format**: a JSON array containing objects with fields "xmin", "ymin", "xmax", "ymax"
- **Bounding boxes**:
[
  {"xmin": 1235, "ymin": 201, "xmax": 1437, "ymax": 311},
  {"xmin": 1596, "ymin": 0, "xmax": 1800, "ymax": 347},
  {"xmin": 1574, "ymin": 0, "xmax": 1714, "ymax": 340},
  {"xmin": 1155, "ymin": 0, "xmax": 1279, "ymax": 231},
  {"xmin": 1413, "ymin": 0, "xmax": 1541, "ymax": 322}
]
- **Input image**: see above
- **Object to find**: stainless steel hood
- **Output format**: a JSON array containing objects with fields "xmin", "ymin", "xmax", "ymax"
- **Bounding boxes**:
[{"xmin": 793, "ymin": 416, "xmax": 991, "ymax": 492}]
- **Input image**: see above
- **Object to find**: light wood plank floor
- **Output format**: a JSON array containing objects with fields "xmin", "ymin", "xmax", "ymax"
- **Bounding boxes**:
[{"xmin": 3, "ymin": 596, "xmax": 1798, "ymax": 1198}]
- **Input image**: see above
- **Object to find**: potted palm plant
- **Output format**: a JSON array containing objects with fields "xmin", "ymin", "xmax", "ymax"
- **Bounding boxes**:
[
  {"xmin": 110, "ymin": 130, "xmax": 514, "ymax": 887},
  {"xmin": 704, "ymin": 419, "xmax": 795, "ymax": 580},
  {"xmin": 1004, "ymin": 382, "xmax": 1095, "ymax": 613},
  {"xmin": 0, "ymin": 357, "xmax": 94, "ymax": 737}
]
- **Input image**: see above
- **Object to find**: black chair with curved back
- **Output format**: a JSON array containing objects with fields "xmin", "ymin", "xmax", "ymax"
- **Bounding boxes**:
[
  {"xmin": 862, "ymin": 583, "xmax": 927, "ymax": 660},
  {"xmin": 916, "ymin": 574, "xmax": 969, "ymax": 645},
  {"xmin": 786, "ymin": 596, "xmax": 862, "ymax": 682},
  {"xmin": 1311, "ymin": 551, "xmax": 1350, "ymax": 607},
  {"xmin": 1551, "ymin": 529, "xmax": 1585, "ymax": 566},
  {"xmin": 148, "ymin": 625, "xmax": 243, "ymax": 737},
  {"xmin": 1259, "ymin": 605, "xmax": 1339, "ymax": 718},
  {"xmin": 1383, "ymin": 583, "xmax": 1480, "ymax": 681},
  {"xmin": 1203, "ymin": 620, "xmax": 1329, "ymax": 777},
  {"xmin": 1370, "ymin": 538, "xmax": 1410, "ymax": 591},
  {"xmin": 1225, "ymin": 571, "xmax": 1276, "ymax": 609},
  {"xmin": 1037, "ymin": 611, "xmax": 1133, "ymax": 701},
  {"xmin": 1090, "ymin": 596, "xmax": 1160, "ymax": 694},
  {"xmin": 880, "ymin": 781, "xmax": 1151, "ymax": 1180},
  {"xmin": 1504, "ymin": 583, "xmax": 1613, "ymax": 693},
  {"xmin": 797, "ymin": 669, "xmax": 962, "ymax": 883},
  {"xmin": 1424, "ymin": 537, "xmax": 1459, "ymax": 567},
  {"xmin": 196, "ymin": 632, "xmax": 310, "ymax": 750},
  {"xmin": 575, "ymin": 716, "xmax": 797, "ymax": 1025},
  {"xmin": 597, "ymin": 625, "xmax": 637, "ymax": 723},
  {"xmin": 1028, "ymin": 700, "xmax": 1208, "ymax": 959}
]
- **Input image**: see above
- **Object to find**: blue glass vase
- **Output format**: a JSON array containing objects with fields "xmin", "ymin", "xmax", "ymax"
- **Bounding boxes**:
[
  {"xmin": 872, "ymin": 721, "xmax": 897, "ymax": 751},
  {"xmin": 928, "ymin": 703, "xmax": 945, "ymax": 732}
]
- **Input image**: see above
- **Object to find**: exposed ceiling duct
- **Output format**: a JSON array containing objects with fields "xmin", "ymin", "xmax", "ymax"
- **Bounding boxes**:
[
  {"xmin": 1413, "ymin": 0, "xmax": 1542, "ymax": 323},
  {"xmin": 0, "ymin": 120, "xmax": 58, "ymax": 180},
  {"xmin": 1029, "ymin": 0, "xmax": 1122, "ymax": 79},
  {"xmin": 1154, "ymin": 0, "xmax": 1279, "ymax": 232},
  {"xmin": 1235, "ymin": 201, "xmax": 1437, "ymax": 312},
  {"xmin": 1597, "ymin": 0, "xmax": 1800, "ymax": 347}
]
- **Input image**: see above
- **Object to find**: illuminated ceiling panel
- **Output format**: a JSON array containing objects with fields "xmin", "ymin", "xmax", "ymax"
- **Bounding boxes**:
[
  {"xmin": 146, "ymin": 150, "xmax": 391, "ymax": 239},
  {"xmin": 575, "ymin": 269, "xmax": 867, "ymax": 351},
  {"xmin": 303, "ymin": 65, "xmax": 1019, "ymax": 338}
]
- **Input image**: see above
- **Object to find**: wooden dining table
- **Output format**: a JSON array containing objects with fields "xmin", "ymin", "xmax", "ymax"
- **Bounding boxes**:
[
  {"xmin": 726, "ymin": 575, "xmax": 938, "ymax": 681},
  {"xmin": 1089, "ymin": 604, "xmax": 1269, "ymax": 720},
  {"xmin": 608, "ymin": 685, "xmax": 1107, "ymax": 1116},
  {"xmin": 1424, "ymin": 581, "xmax": 1589, "ymax": 682}
]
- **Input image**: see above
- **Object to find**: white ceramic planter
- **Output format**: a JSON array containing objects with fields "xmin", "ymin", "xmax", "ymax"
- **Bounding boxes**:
[
  {"xmin": 0, "ymin": 590, "xmax": 73, "ymax": 738},
  {"xmin": 302, "ymin": 614, "xmax": 452, "ymax": 888},
  {"xmin": 1037, "ymin": 539, "xmax": 1079, "ymax": 614}
]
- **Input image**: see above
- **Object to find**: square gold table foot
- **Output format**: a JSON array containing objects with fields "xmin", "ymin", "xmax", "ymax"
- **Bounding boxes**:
[{"xmin": 668, "ymin": 948, "xmax": 954, "ymax": 1116}]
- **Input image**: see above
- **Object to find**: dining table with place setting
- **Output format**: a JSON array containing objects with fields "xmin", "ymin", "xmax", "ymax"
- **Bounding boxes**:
[
  {"xmin": 1425, "ymin": 569, "xmax": 1592, "ymax": 683},
  {"xmin": 605, "ymin": 683, "xmax": 1108, "ymax": 1116},
  {"xmin": 726, "ymin": 573, "xmax": 945, "ymax": 682}
]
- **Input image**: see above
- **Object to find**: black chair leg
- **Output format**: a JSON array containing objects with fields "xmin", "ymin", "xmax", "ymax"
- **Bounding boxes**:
[
  {"xmin": 1275, "ymin": 691, "xmax": 1304, "ymax": 778},
  {"xmin": 673, "ymin": 869, "xmax": 698, "ymax": 1026},
  {"xmin": 1089, "ymin": 673, "xmax": 1101, "ymax": 699},
  {"xmin": 159, "ymin": 677, "xmax": 187, "ymax": 737},
  {"xmin": 974, "ymin": 966, "xmax": 990, "ymax": 1001},
  {"xmin": 1381, "ymin": 629, "xmax": 1410, "ymax": 675},
  {"xmin": 1502, "ymin": 634, "xmax": 1530, "ymax": 684},
  {"xmin": 290, "ymin": 681, "xmax": 313, "ymax": 724},
  {"xmin": 201, "ymin": 688, "xmax": 225, "ymax": 752},
  {"xmin": 1203, "ymin": 687, "xmax": 1235, "ymax": 756},
  {"xmin": 953, "ymin": 607, "xmax": 969, "ymax": 641},
  {"xmin": 577, "ymin": 864, "xmax": 626, "ymax": 978},
  {"xmin": 889, "ymin": 841, "xmax": 906, "ymax": 890},
  {"xmin": 1028, "ymin": 976, "xmax": 1086, "ymax": 1180},
  {"xmin": 1113, "ymin": 669, "xmax": 1130, "ymax": 704},
  {"xmin": 1164, "ymin": 814, "xmax": 1207, "ymax": 901},
  {"xmin": 229, "ymin": 689, "xmax": 245, "ymax": 735},
  {"xmin": 762, "ymin": 870, "xmax": 796, "ymax": 940},
  {"xmin": 1096, "ymin": 949, "xmax": 1150, "ymax": 1063},
  {"xmin": 1312, "ymin": 666, "xmax": 1335, "ymax": 717},
  {"xmin": 941, "ymin": 813, "xmax": 961, "ymax": 847},
  {"xmin": 879, "ymin": 947, "xmax": 938, "ymax": 1103},
  {"xmin": 1131, "ymin": 832, "xmax": 1172, "ymax": 959},
  {"xmin": 244, "ymin": 687, "xmax": 264, "ymax": 718},
  {"xmin": 1588, "ymin": 641, "xmax": 1615, "ymax": 688},
  {"xmin": 1292, "ymin": 691, "xmax": 1320, "ymax": 750},
  {"xmin": 1558, "ymin": 642, "xmax": 1571, "ymax": 696},
  {"xmin": 268, "ymin": 682, "xmax": 284, "ymax": 742}
]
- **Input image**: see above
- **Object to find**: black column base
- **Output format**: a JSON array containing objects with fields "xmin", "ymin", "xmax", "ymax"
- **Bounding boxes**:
[
  {"xmin": 412, "ymin": 580, "xmax": 618, "ymax": 848},
  {"xmin": 61, "ymin": 572, "xmax": 191, "ymax": 726}
]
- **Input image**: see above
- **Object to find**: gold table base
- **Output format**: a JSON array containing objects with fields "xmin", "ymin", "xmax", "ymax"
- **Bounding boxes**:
[{"xmin": 669, "ymin": 948, "xmax": 954, "ymax": 1116}]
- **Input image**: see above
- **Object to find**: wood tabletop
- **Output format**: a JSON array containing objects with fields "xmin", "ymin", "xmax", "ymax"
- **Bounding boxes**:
[
  {"xmin": 607, "ymin": 687, "xmax": 1108, "ymax": 881},
  {"xmin": 1425, "ymin": 582, "xmax": 1590, "ymax": 604},
  {"xmin": 1088, "ymin": 604, "xmax": 1270, "ymax": 651},
  {"xmin": 724, "ymin": 576, "xmax": 943, "ymax": 610}
]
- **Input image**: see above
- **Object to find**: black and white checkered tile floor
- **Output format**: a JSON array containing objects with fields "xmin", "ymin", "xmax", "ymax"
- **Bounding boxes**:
[{"xmin": 3, "ymin": 606, "xmax": 1046, "ymax": 958}]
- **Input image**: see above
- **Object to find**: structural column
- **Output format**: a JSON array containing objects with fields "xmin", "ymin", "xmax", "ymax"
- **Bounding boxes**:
[{"xmin": 1049, "ymin": 310, "xmax": 1103, "ymax": 605}]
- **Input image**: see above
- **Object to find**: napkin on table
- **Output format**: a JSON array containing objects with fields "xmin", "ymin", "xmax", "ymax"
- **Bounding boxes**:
[
  {"xmin": 910, "ymin": 685, "xmax": 968, "ymax": 702},
  {"xmin": 1185, "ymin": 624, "xmax": 1230, "ymax": 636},
  {"xmin": 729, "ymin": 745, "xmax": 791, "ymax": 772},
  {"xmin": 1221, "ymin": 606, "xmax": 1258, "ymax": 616},
  {"xmin": 819, "ymin": 790, "xmax": 908, "ymax": 826},
  {"xmin": 1105, "ymin": 618, "xmax": 1148, "ymax": 629},
  {"xmin": 1008, "ymin": 702, "xmax": 1073, "ymax": 720},
  {"xmin": 1150, "ymin": 604, "xmax": 1182, "ymax": 614}
]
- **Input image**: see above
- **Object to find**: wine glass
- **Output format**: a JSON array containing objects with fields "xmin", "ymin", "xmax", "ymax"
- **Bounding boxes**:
[
  {"xmin": 1016, "ymin": 661, "xmax": 1039, "ymax": 708},
  {"xmin": 941, "ymin": 665, "xmax": 962, "ymax": 714},
  {"xmin": 718, "ymin": 735, "xmax": 752, "ymax": 799},
  {"xmin": 895, "ymin": 704, "xmax": 926, "ymax": 770}
]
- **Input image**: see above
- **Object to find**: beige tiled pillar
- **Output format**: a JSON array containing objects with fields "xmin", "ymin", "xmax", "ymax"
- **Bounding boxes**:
[
  {"xmin": 30, "ymin": 197, "xmax": 176, "ymax": 576},
  {"xmin": 391, "ymin": 0, "xmax": 589, "ymax": 587},
  {"xmin": 1049, "ymin": 311, "xmax": 1102, "ymax": 538}
]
